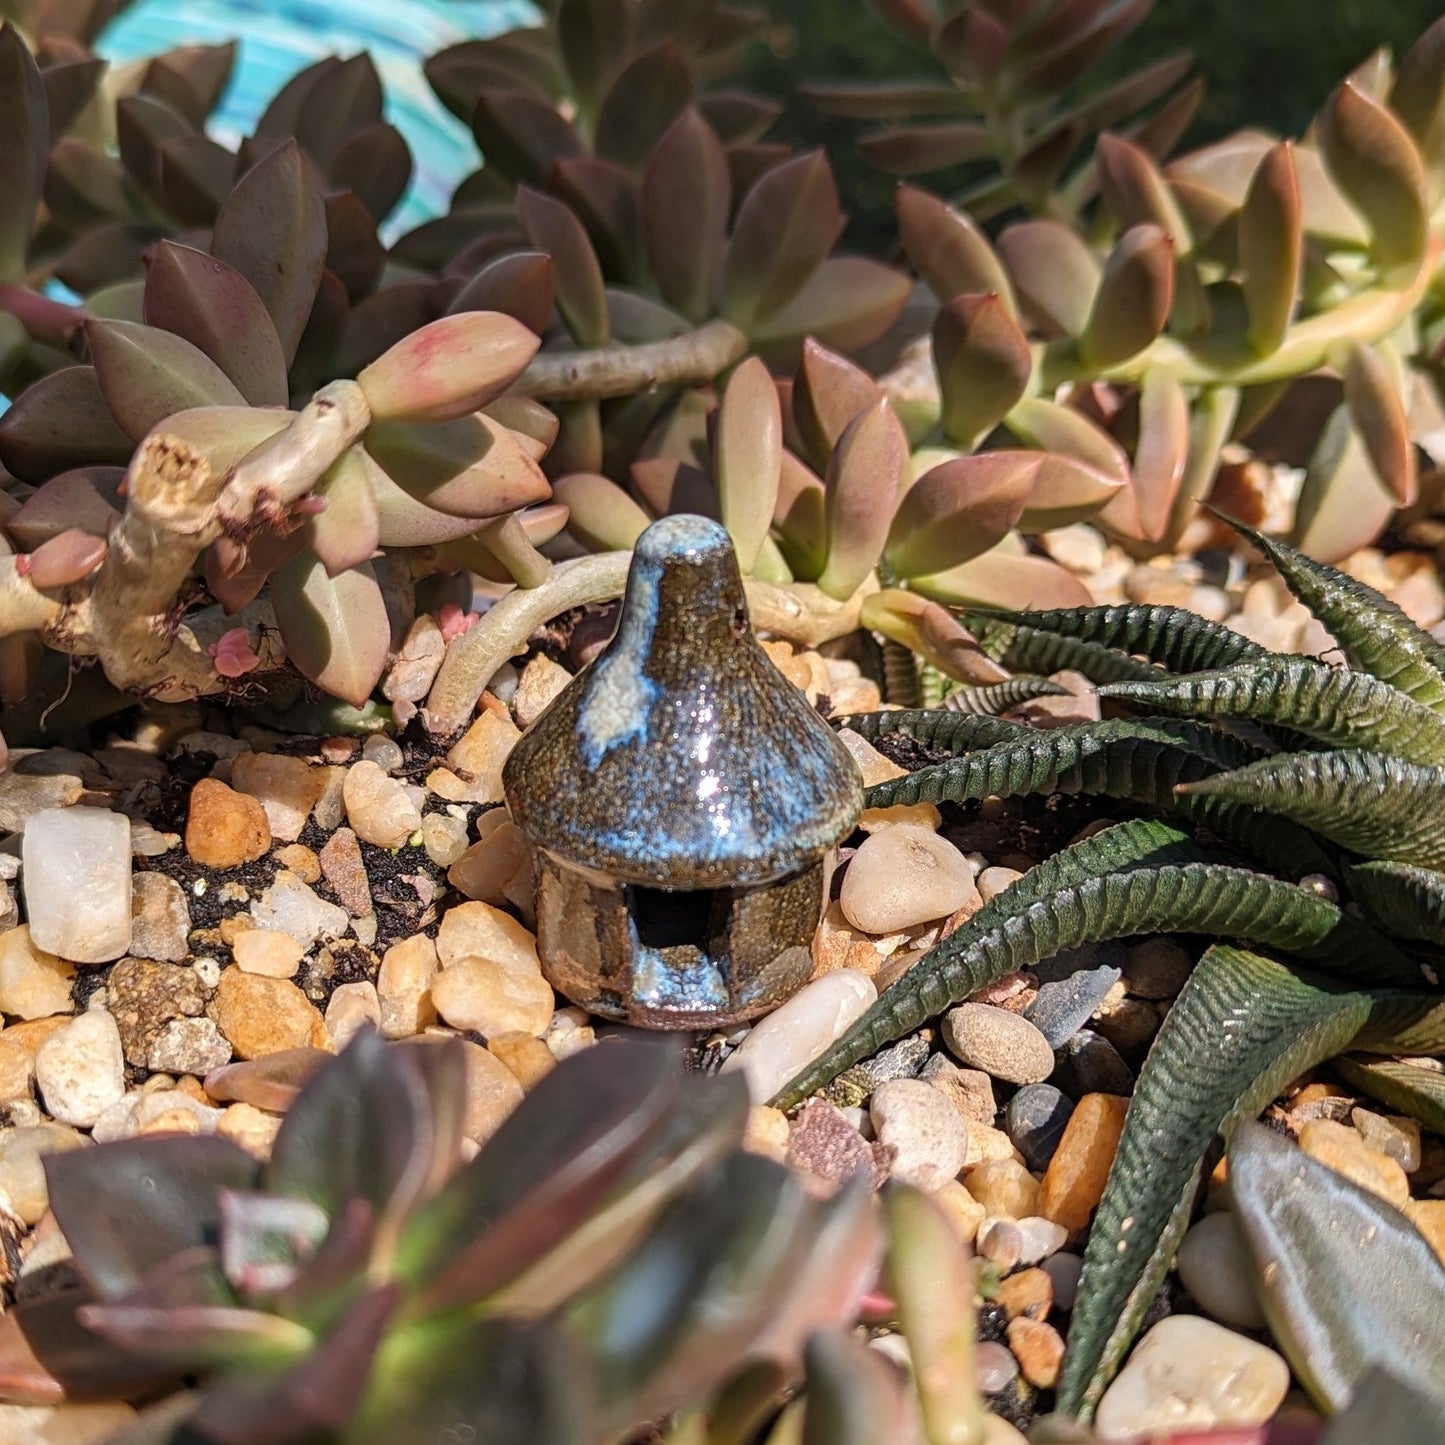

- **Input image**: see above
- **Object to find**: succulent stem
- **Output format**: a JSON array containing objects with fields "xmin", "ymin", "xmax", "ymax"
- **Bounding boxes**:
[{"xmin": 512, "ymin": 319, "xmax": 749, "ymax": 401}]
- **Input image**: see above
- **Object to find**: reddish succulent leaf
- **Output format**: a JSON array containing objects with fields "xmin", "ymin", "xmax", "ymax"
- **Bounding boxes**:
[
  {"xmin": 1318, "ymin": 80, "xmax": 1428, "ymax": 279},
  {"xmin": 1080, "ymin": 222, "xmax": 1174, "ymax": 368},
  {"xmin": 115, "ymin": 92, "xmax": 192, "ymax": 208},
  {"xmin": 696, "ymin": 89, "xmax": 781, "ymax": 145},
  {"xmin": 158, "ymin": 131, "xmax": 235, "ymax": 225},
  {"xmin": 1061, "ymin": 51, "xmax": 1194, "ymax": 133},
  {"xmin": 357, "ymin": 312, "xmax": 539, "ymax": 424},
  {"xmin": 204, "ymin": 1049, "xmax": 330, "ymax": 1112},
  {"xmin": 40, "ymin": 53, "xmax": 104, "ymax": 139},
  {"xmin": 863, "ymin": 0, "xmax": 934, "ymax": 45},
  {"xmin": 52, "ymin": 220, "xmax": 165, "ymax": 295},
  {"xmin": 792, "ymin": 338, "xmax": 883, "ymax": 467},
  {"xmin": 1389, "ymin": 15, "xmax": 1445, "ymax": 201},
  {"xmin": 1128, "ymin": 366, "xmax": 1190, "ymax": 542},
  {"xmin": 1341, "ymin": 340, "xmax": 1416, "ymax": 505},
  {"xmin": 803, "ymin": 79, "xmax": 976, "ymax": 121},
  {"xmin": 643, "ymin": 107, "xmax": 731, "ymax": 323},
  {"xmin": 605, "ymin": 288, "xmax": 689, "ymax": 343},
  {"xmin": 935, "ymin": 7, "xmax": 1008, "ymax": 78},
  {"xmin": 211, "ymin": 139, "xmax": 329, "ymax": 366},
  {"xmin": 549, "ymin": 156, "xmax": 642, "ymax": 284},
  {"xmin": 933, "ymin": 292, "xmax": 1032, "ymax": 445},
  {"xmin": 324, "ymin": 191, "xmax": 387, "ymax": 300},
  {"xmin": 857, "ymin": 122, "xmax": 994, "ymax": 176},
  {"xmin": 557, "ymin": 0, "xmax": 629, "ymax": 112},
  {"xmin": 886, "ymin": 453, "xmax": 1037, "ymax": 577},
  {"xmin": 43, "ymin": 137, "xmax": 129, "ymax": 224},
  {"xmin": 1016, "ymin": 451, "xmax": 1127, "ymax": 532},
  {"xmin": 1239, "ymin": 141, "xmax": 1303, "ymax": 356},
  {"xmin": 897, "ymin": 185, "xmax": 1014, "ymax": 308},
  {"xmin": 7, "ymin": 466, "xmax": 123, "ymax": 547},
  {"xmin": 1014, "ymin": 0, "xmax": 1151, "ymax": 96},
  {"xmin": 518, "ymin": 186, "xmax": 609, "ymax": 346},
  {"xmin": 254, "ymin": 55, "xmax": 337, "ymax": 139},
  {"xmin": 551, "ymin": 472, "xmax": 651, "ymax": 551},
  {"xmin": 818, "ymin": 398, "xmax": 906, "ymax": 600},
  {"xmin": 85, "ymin": 319, "xmax": 247, "ymax": 442},
  {"xmin": 630, "ymin": 457, "xmax": 719, "ymax": 520},
  {"xmin": 1095, "ymin": 130, "xmax": 1192, "ymax": 247},
  {"xmin": 294, "ymin": 52, "xmax": 382, "ymax": 169},
  {"xmin": 471, "ymin": 88, "xmax": 586, "ymax": 187},
  {"xmin": 26, "ymin": 529, "xmax": 106, "ymax": 587},
  {"xmin": 143, "ymin": 242, "xmax": 289, "ymax": 407},
  {"xmin": 726, "ymin": 142, "xmax": 791, "ymax": 209},
  {"xmin": 594, "ymin": 42, "xmax": 693, "ymax": 170},
  {"xmin": 997, "ymin": 219, "xmax": 1099, "ymax": 337},
  {"xmin": 448, "ymin": 251, "xmax": 554, "ymax": 334},
  {"xmin": 721, "ymin": 150, "xmax": 845, "ymax": 331},
  {"xmin": 1007, "ymin": 396, "xmax": 1129, "ymax": 483},
  {"xmin": 335, "ymin": 282, "xmax": 434, "ymax": 377},
  {"xmin": 271, "ymin": 552, "xmax": 391, "ymax": 705},
  {"xmin": 0, "ymin": 366, "xmax": 135, "ymax": 482},
  {"xmin": 749, "ymin": 257, "xmax": 911, "ymax": 363},
  {"xmin": 1130, "ymin": 72, "xmax": 1204, "ymax": 161},
  {"xmin": 147, "ymin": 40, "xmax": 236, "ymax": 123},
  {"xmin": 305, "ymin": 445, "xmax": 382, "ymax": 576},
  {"xmin": 912, "ymin": 537, "xmax": 1093, "ymax": 609},
  {"xmin": 714, "ymin": 356, "xmax": 782, "ymax": 572},
  {"xmin": 773, "ymin": 450, "xmax": 828, "ymax": 579},
  {"xmin": 330, "ymin": 122, "xmax": 413, "ymax": 224}
]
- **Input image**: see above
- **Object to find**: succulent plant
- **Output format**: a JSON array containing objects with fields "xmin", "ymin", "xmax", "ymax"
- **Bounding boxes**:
[
  {"xmin": 771, "ymin": 515, "xmax": 1445, "ymax": 1427},
  {"xmin": 0, "ymin": 1030, "xmax": 879, "ymax": 1442}
]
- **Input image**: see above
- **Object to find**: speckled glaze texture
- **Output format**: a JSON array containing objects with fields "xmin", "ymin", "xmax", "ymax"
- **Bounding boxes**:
[{"xmin": 503, "ymin": 514, "xmax": 864, "ymax": 1027}]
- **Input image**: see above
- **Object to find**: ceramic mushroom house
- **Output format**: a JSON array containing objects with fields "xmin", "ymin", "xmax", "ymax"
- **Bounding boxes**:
[{"xmin": 503, "ymin": 514, "xmax": 864, "ymax": 1028}]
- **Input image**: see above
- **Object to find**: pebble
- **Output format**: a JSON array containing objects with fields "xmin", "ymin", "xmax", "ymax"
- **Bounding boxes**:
[
  {"xmin": 975, "ymin": 1340, "xmax": 1020, "ymax": 1395},
  {"xmin": 377, "ymin": 935, "xmax": 439, "ymax": 1038},
  {"xmin": 1037, "ymin": 1092, "xmax": 1130, "ymax": 1234},
  {"xmin": 361, "ymin": 735, "xmax": 404, "ymax": 773},
  {"xmin": 0, "ymin": 926, "xmax": 74, "ymax": 1019},
  {"xmin": 971, "ymin": 971, "xmax": 1037, "ymax": 1010},
  {"xmin": 250, "ymin": 870, "xmax": 347, "ymax": 949},
  {"xmin": 1404, "ymin": 1199, "xmax": 1445, "ymax": 1266},
  {"xmin": 1054, "ymin": 1030, "xmax": 1134, "ymax": 1097},
  {"xmin": 128, "ymin": 873, "xmax": 190, "ymax": 962},
  {"xmin": 1298, "ymin": 1117, "xmax": 1409, "ymax": 1206},
  {"xmin": 720, "ymin": 969, "xmax": 877, "ymax": 1104},
  {"xmin": 0, "ymin": 1035, "xmax": 34, "ymax": 1101},
  {"xmin": 0, "ymin": 770, "xmax": 84, "ymax": 834},
  {"xmin": 512, "ymin": 654, "xmax": 572, "ymax": 728},
  {"xmin": 448, "ymin": 821, "xmax": 532, "ymax": 912},
  {"xmin": 22, "ymin": 808, "xmax": 132, "ymax": 963},
  {"xmin": 105, "ymin": 957, "xmax": 204, "ymax": 1066},
  {"xmin": 1351, "ymin": 1107, "xmax": 1421, "ymax": 1172},
  {"xmin": 1122, "ymin": 939, "xmax": 1193, "ymax": 999},
  {"xmin": 1006, "ymin": 1083, "xmax": 1074, "ymax": 1172},
  {"xmin": 943, "ymin": 1004, "xmax": 1055, "ymax": 1084},
  {"xmin": 544, "ymin": 1007, "xmax": 595, "ymax": 1061},
  {"xmin": 431, "ymin": 953, "xmax": 556, "ymax": 1039},
  {"xmin": 342, "ymin": 761, "xmax": 423, "ymax": 849},
  {"xmin": 422, "ymin": 813, "xmax": 470, "ymax": 868},
  {"xmin": 1024, "ymin": 965, "xmax": 1122, "ymax": 1048},
  {"xmin": 840, "ymin": 826, "xmax": 979, "ymax": 934},
  {"xmin": 835, "ymin": 728, "xmax": 943, "ymax": 833},
  {"xmin": 436, "ymin": 712, "xmax": 520, "ymax": 804},
  {"xmin": 977, "ymin": 1216, "xmax": 1023, "ymax": 1269},
  {"xmin": 976, "ymin": 866, "xmax": 1023, "ymax": 903},
  {"xmin": 488, "ymin": 1032, "xmax": 556, "ymax": 1091},
  {"xmin": 436, "ymin": 901, "xmax": 540, "ymax": 972},
  {"xmin": 1017, "ymin": 1215, "xmax": 1068, "ymax": 1265},
  {"xmin": 383, "ymin": 615, "xmax": 446, "ymax": 705},
  {"xmin": 920, "ymin": 1055, "xmax": 997, "ymax": 1126},
  {"xmin": 318, "ymin": 828, "xmax": 372, "ymax": 917},
  {"xmin": 0, "ymin": 1401, "xmax": 137, "ymax": 1442},
  {"xmin": 1093, "ymin": 1315, "xmax": 1290, "ymax": 1439},
  {"xmin": 33, "ymin": 1010, "xmax": 125, "ymax": 1126},
  {"xmin": 208, "ymin": 968, "xmax": 328, "ymax": 1059},
  {"xmin": 965, "ymin": 1158, "xmax": 1040, "ymax": 1220},
  {"xmin": 787, "ymin": 1098, "xmax": 882, "ymax": 1189},
  {"xmin": 230, "ymin": 752, "xmax": 327, "ymax": 841},
  {"xmin": 0, "ymin": 1123, "xmax": 87, "ymax": 1223},
  {"xmin": 186, "ymin": 778, "xmax": 271, "ymax": 867},
  {"xmin": 232, "ymin": 928, "xmax": 303, "ymax": 978},
  {"xmin": 438, "ymin": 1038, "xmax": 524, "ymax": 1143},
  {"xmin": 145, "ymin": 1016, "xmax": 232, "ymax": 1075},
  {"xmin": 311, "ymin": 766, "xmax": 347, "ymax": 832},
  {"xmin": 1006, "ymin": 1317, "xmax": 1064, "ymax": 1389},
  {"xmin": 996, "ymin": 1266, "xmax": 1053, "ymax": 1321},
  {"xmin": 1175, "ymin": 1211, "xmax": 1267, "ymax": 1329},
  {"xmin": 1042, "ymin": 1251, "xmax": 1083, "ymax": 1311},
  {"xmin": 1092, "ymin": 990, "xmax": 1159, "ymax": 1054},
  {"xmin": 324, "ymin": 982, "xmax": 381, "ymax": 1050},
  {"xmin": 961, "ymin": 1121, "xmax": 1025, "ymax": 1169},
  {"xmin": 869, "ymin": 1078, "xmax": 968, "ymax": 1191},
  {"xmin": 93, "ymin": 1088, "xmax": 221, "ymax": 1142},
  {"xmin": 217, "ymin": 1101, "xmax": 283, "ymax": 1158},
  {"xmin": 810, "ymin": 901, "xmax": 893, "ymax": 979},
  {"xmin": 934, "ymin": 1178, "xmax": 987, "ymax": 1243}
]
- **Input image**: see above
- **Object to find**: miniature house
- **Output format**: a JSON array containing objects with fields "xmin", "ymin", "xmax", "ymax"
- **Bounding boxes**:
[{"xmin": 503, "ymin": 515, "xmax": 863, "ymax": 1029}]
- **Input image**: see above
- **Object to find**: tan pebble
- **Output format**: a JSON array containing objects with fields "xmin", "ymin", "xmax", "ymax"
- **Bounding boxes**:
[
  {"xmin": 0, "ymin": 1036, "xmax": 35, "ymax": 1101},
  {"xmin": 1, "ymin": 1016, "xmax": 72, "ymax": 1057},
  {"xmin": 0, "ymin": 1401, "xmax": 138, "ymax": 1441},
  {"xmin": 1404, "ymin": 1199, "xmax": 1445, "ymax": 1267},
  {"xmin": 1299, "ymin": 1118, "xmax": 1409, "ymax": 1206},
  {"xmin": 443, "ymin": 712, "xmax": 521, "ymax": 804},
  {"xmin": 173, "ymin": 1075, "xmax": 208, "ymax": 1103},
  {"xmin": 0, "ymin": 927, "xmax": 74, "ymax": 1020},
  {"xmin": 450, "ymin": 1039, "xmax": 524, "ymax": 1143},
  {"xmin": 1006, "ymin": 1317, "xmax": 1064, "ymax": 1388},
  {"xmin": 859, "ymin": 800, "xmax": 942, "ymax": 834},
  {"xmin": 422, "ymin": 813, "xmax": 470, "ymax": 867},
  {"xmin": 935, "ymin": 1178, "xmax": 987, "ymax": 1244},
  {"xmin": 311, "ymin": 766, "xmax": 347, "ymax": 832},
  {"xmin": 1037, "ymin": 1093, "xmax": 1129, "ymax": 1234},
  {"xmin": 977, "ymin": 866, "xmax": 1023, "ymax": 903},
  {"xmin": 487, "ymin": 1032, "xmax": 556, "ymax": 1090},
  {"xmin": 996, "ymin": 1266, "xmax": 1053, "ymax": 1321},
  {"xmin": 218, "ymin": 1101, "xmax": 283, "ymax": 1159},
  {"xmin": 231, "ymin": 929, "xmax": 303, "ymax": 979},
  {"xmin": 318, "ymin": 828, "xmax": 372, "ymax": 916},
  {"xmin": 841, "ymin": 825, "xmax": 980, "ymax": 934},
  {"xmin": 512, "ymin": 654, "xmax": 573, "ymax": 728},
  {"xmin": 943, "ymin": 1003, "xmax": 1053, "ymax": 1084},
  {"xmin": 209, "ymin": 968, "xmax": 328, "ymax": 1060},
  {"xmin": 962, "ymin": 1122, "xmax": 1025, "ymax": 1170},
  {"xmin": 343, "ymin": 760, "xmax": 423, "ymax": 849},
  {"xmin": 324, "ymin": 982, "xmax": 381, "ymax": 1050},
  {"xmin": 761, "ymin": 639, "xmax": 811, "ymax": 691},
  {"xmin": 230, "ymin": 753, "xmax": 326, "ymax": 841},
  {"xmin": 965, "ymin": 1158, "xmax": 1040, "ymax": 1219},
  {"xmin": 320, "ymin": 737, "xmax": 359, "ymax": 764},
  {"xmin": 810, "ymin": 900, "xmax": 888, "ymax": 979},
  {"xmin": 1350, "ymin": 1107, "xmax": 1421, "ymax": 1172},
  {"xmin": 432, "ymin": 955, "xmax": 555, "ymax": 1039},
  {"xmin": 274, "ymin": 844, "xmax": 320, "ymax": 884},
  {"xmin": 0, "ymin": 1123, "xmax": 88, "ymax": 1223},
  {"xmin": 448, "ymin": 821, "xmax": 532, "ymax": 909},
  {"xmin": 136, "ymin": 1107, "xmax": 203, "ymax": 1136},
  {"xmin": 971, "ymin": 972, "xmax": 1036, "ymax": 1008},
  {"xmin": 743, "ymin": 1104, "xmax": 791, "ymax": 1163},
  {"xmin": 1288, "ymin": 1081, "xmax": 1349, "ymax": 1111},
  {"xmin": 435, "ymin": 900, "xmax": 539, "ymax": 971},
  {"xmin": 1093, "ymin": 994, "xmax": 1159, "ymax": 1054},
  {"xmin": 185, "ymin": 779, "xmax": 270, "ymax": 868},
  {"xmin": 377, "ymin": 935, "xmax": 438, "ymax": 1039},
  {"xmin": 828, "ymin": 679, "xmax": 883, "ymax": 715},
  {"xmin": 921, "ymin": 1058, "xmax": 996, "ymax": 1126}
]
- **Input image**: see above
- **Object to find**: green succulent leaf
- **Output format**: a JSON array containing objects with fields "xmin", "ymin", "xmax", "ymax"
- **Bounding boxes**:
[
  {"xmin": 1332, "ymin": 1056, "xmax": 1445, "ymax": 1135},
  {"xmin": 270, "ymin": 552, "xmax": 391, "ymax": 706},
  {"xmin": 1121, "ymin": 365, "xmax": 1189, "ymax": 543},
  {"xmin": 1229, "ymin": 1120, "xmax": 1445, "ymax": 1414},
  {"xmin": 1291, "ymin": 399, "xmax": 1398, "ymax": 564},
  {"xmin": 997, "ymin": 219, "xmax": 1100, "ymax": 338},
  {"xmin": 1239, "ymin": 141, "xmax": 1302, "ymax": 356},
  {"xmin": 643, "ymin": 107, "xmax": 730, "ymax": 323},
  {"xmin": 0, "ymin": 24, "xmax": 47, "ymax": 282},
  {"xmin": 885, "ymin": 453, "xmax": 1036, "ymax": 579},
  {"xmin": 1345, "ymin": 859, "xmax": 1445, "ymax": 946},
  {"xmin": 896, "ymin": 184, "xmax": 1015, "ymax": 310},
  {"xmin": 552, "ymin": 472, "xmax": 651, "ymax": 551},
  {"xmin": 1319, "ymin": 1367, "xmax": 1445, "ymax": 1445},
  {"xmin": 1005, "ymin": 397, "xmax": 1128, "ymax": 482},
  {"xmin": 940, "ymin": 676, "xmax": 1069, "ymax": 714},
  {"xmin": 1100, "ymin": 657, "xmax": 1445, "ymax": 766},
  {"xmin": 817, "ymin": 399, "xmax": 906, "ymax": 601},
  {"xmin": 839, "ymin": 707, "xmax": 1028, "ymax": 755},
  {"xmin": 715, "ymin": 357, "xmax": 782, "ymax": 573},
  {"xmin": 303, "ymin": 448, "xmax": 379, "ymax": 577}
]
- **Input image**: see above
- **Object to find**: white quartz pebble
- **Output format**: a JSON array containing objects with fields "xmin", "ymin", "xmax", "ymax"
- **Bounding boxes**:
[{"xmin": 21, "ymin": 808, "xmax": 132, "ymax": 962}]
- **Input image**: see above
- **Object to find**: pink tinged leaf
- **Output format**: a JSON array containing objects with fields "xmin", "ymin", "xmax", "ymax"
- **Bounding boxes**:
[
  {"xmin": 713, "ymin": 356, "xmax": 782, "ymax": 573},
  {"xmin": 858, "ymin": 589, "xmax": 1010, "ymax": 686},
  {"xmin": 748, "ymin": 256, "xmax": 912, "ymax": 364},
  {"xmin": 864, "ymin": 0, "xmax": 935, "ymax": 45},
  {"xmin": 204, "ymin": 1049, "xmax": 330, "ymax": 1112},
  {"xmin": 1318, "ymin": 80, "xmax": 1429, "ymax": 281},
  {"xmin": 552, "ymin": 472, "xmax": 652, "ymax": 552},
  {"xmin": 857, "ymin": 121, "xmax": 994, "ymax": 176},
  {"xmin": 447, "ymin": 251, "xmax": 554, "ymax": 335},
  {"xmin": 896, "ymin": 185, "xmax": 1015, "ymax": 310},
  {"xmin": 1080, "ymin": 222, "xmax": 1174, "ymax": 369},
  {"xmin": 935, "ymin": 7, "xmax": 1009, "ymax": 78},
  {"xmin": 1341, "ymin": 340, "xmax": 1416, "ymax": 506},
  {"xmin": 1238, "ymin": 141, "xmax": 1303, "ymax": 356},
  {"xmin": 1124, "ymin": 366, "xmax": 1190, "ymax": 542},
  {"xmin": 0, "ymin": 365, "xmax": 138, "ymax": 483},
  {"xmin": 483, "ymin": 394, "xmax": 559, "ymax": 460},
  {"xmin": 910, "ymin": 536, "xmax": 1093, "ymax": 609},
  {"xmin": 1006, "ymin": 395, "xmax": 1130, "ymax": 481},
  {"xmin": 643, "ymin": 107, "xmax": 731, "ymax": 323},
  {"xmin": 25, "ymin": 528, "xmax": 106, "ymax": 588},
  {"xmin": 206, "ymin": 529, "xmax": 306, "ymax": 614},
  {"xmin": 885, "ymin": 452, "xmax": 1038, "ymax": 577},
  {"xmin": 548, "ymin": 156, "xmax": 641, "ymax": 285},
  {"xmin": 517, "ymin": 186, "xmax": 609, "ymax": 347},
  {"xmin": 208, "ymin": 627, "xmax": 261, "ymax": 678},
  {"xmin": 1095, "ymin": 131, "xmax": 1194, "ymax": 248},
  {"xmin": 997, "ymin": 219, "xmax": 1100, "ymax": 338},
  {"xmin": 1292, "ymin": 401, "xmax": 1396, "ymax": 562},
  {"xmin": 593, "ymin": 41, "xmax": 693, "ymax": 170},
  {"xmin": 142, "ymin": 241, "xmax": 289, "ymax": 407},
  {"xmin": 437, "ymin": 603, "xmax": 479, "ymax": 642},
  {"xmin": 0, "ymin": 23, "xmax": 47, "ymax": 283},
  {"xmin": 721, "ymin": 149, "xmax": 845, "ymax": 331},
  {"xmin": 210, "ymin": 138, "xmax": 329, "ymax": 366},
  {"xmin": 6, "ymin": 467, "xmax": 123, "ymax": 548},
  {"xmin": 85, "ymin": 319, "xmax": 247, "ymax": 443},
  {"xmin": 792, "ymin": 338, "xmax": 884, "ymax": 468},
  {"xmin": 271, "ymin": 552, "xmax": 391, "ymax": 706},
  {"xmin": 330, "ymin": 121, "xmax": 414, "ymax": 224},
  {"xmin": 304, "ymin": 445, "xmax": 382, "ymax": 576},
  {"xmin": 356, "ymin": 312, "xmax": 540, "ymax": 425},
  {"xmin": 932, "ymin": 292, "xmax": 1033, "ymax": 446},
  {"xmin": 773, "ymin": 449, "xmax": 828, "ymax": 579},
  {"xmin": 1016, "ymin": 452, "xmax": 1127, "ymax": 533},
  {"xmin": 817, "ymin": 397, "xmax": 908, "ymax": 601},
  {"xmin": 1389, "ymin": 15, "xmax": 1445, "ymax": 202},
  {"xmin": 697, "ymin": 89, "xmax": 781, "ymax": 145}
]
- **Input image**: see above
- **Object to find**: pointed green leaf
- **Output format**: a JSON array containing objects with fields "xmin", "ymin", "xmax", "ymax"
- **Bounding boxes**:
[
  {"xmin": 1080, "ymin": 222, "xmax": 1173, "ymax": 368},
  {"xmin": 552, "ymin": 472, "xmax": 651, "ymax": 552},
  {"xmin": 1017, "ymin": 451, "xmax": 1127, "ymax": 533},
  {"xmin": 1342, "ymin": 339, "xmax": 1416, "ymax": 504},
  {"xmin": 1347, "ymin": 859, "xmax": 1445, "ymax": 946},
  {"xmin": 885, "ymin": 452, "xmax": 1036, "ymax": 578},
  {"xmin": 271, "ymin": 553, "xmax": 391, "ymax": 706},
  {"xmin": 933, "ymin": 292, "xmax": 1032, "ymax": 445},
  {"xmin": 593, "ymin": 42, "xmax": 692, "ymax": 169},
  {"xmin": 210, "ymin": 139, "xmax": 328, "ymax": 366},
  {"xmin": 518, "ymin": 186, "xmax": 609, "ymax": 347},
  {"xmin": 715, "ymin": 356, "xmax": 781, "ymax": 573},
  {"xmin": 938, "ymin": 677, "xmax": 1069, "ymax": 715},
  {"xmin": 909, "ymin": 539, "xmax": 1092, "ymax": 611},
  {"xmin": 896, "ymin": 185, "xmax": 1014, "ymax": 310},
  {"xmin": 143, "ymin": 242, "xmax": 289, "ymax": 408},
  {"xmin": 643, "ymin": 107, "xmax": 730, "ymax": 323},
  {"xmin": 997, "ymin": 219, "xmax": 1099, "ymax": 338},
  {"xmin": 1239, "ymin": 141, "xmax": 1302, "ymax": 355},
  {"xmin": 1332, "ymin": 1056, "xmax": 1445, "ymax": 1135},
  {"xmin": 0, "ymin": 25, "xmax": 47, "ymax": 281},
  {"xmin": 817, "ymin": 398, "xmax": 907, "ymax": 600},
  {"xmin": 840, "ymin": 708, "xmax": 1027, "ymax": 756}
]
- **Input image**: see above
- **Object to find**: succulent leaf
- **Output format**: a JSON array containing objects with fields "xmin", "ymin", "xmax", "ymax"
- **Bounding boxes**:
[
  {"xmin": 791, "ymin": 339, "xmax": 882, "ymax": 465},
  {"xmin": 1239, "ymin": 141, "xmax": 1303, "ymax": 356},
  {"xmin": 331, "ymin": 123, "xmax": 414, "ymax": 224},
  {"xmin": 909, "ymin": 539, "xmax": 1092, "ymax": 610},
  {"xmin": 1331, "ymin": 1055, "xmax": 1445, "ymax": 1135},
  {"xmin": 556, "ymin": 0, "xmax": 630, "ymax": 115},
  {"xmin": 1341, "ymin": 339, "xmax": 1416, "ymax": 505},
  {"xmin": 0, "ymin": 25, "xmax": 47, "ymax": 282},
  {"xmin": 1005, "ymin": 396, "xmax": 1128, "ymax": 481},
  {"xmin": 518, "ymin": 186, "xmax": 610, "ymax": 347},
  {"xmin": 840, "ymin": 708, "xmax": 1028, "ymax": 756},
  {"xmin": 448, "ymin": 252, "xmax": 555, "ymax": 336},
  {"xmin": 471, "ymin": 87, "xmax": 586, "ymax": 187},
  {"xmin": 817, "ymin": 398, "xmax": 907, "ymax": 600},
  {"xmin": 643, "ymin": 108, "xmax": 730, "ymax": 323},
  {"xmin": 0, "ymin": 366, "xmax": 135, "ymax": 482},
  {"xmin": 799, "ymin": 1329, "xmax": 916, "ymax": 1445},
  {"xmin": 896, "ymin": 185, "xmax": 1015, "ymax": 310},
  {"xmin": 997, "ymin": 219, "xmax": 1099, "ymax": 337},
  {"xmin": 748, "ymin": 257, "xmax": 912, "ymax": 361},
  {"xmin": 552, "ymin": 472, "xmax": 651, "ymax": 551},
  {"xmin": 1389, "ymin": 15, "xmax": 1445, "ymax": 202},
  {"xmin": 884, "ymin": 452, "xmax": 1036, "ymax": 578},
  {"xmin": 1291, "ymin": 400, "xmax": 1398, "ymax": 563},
  {"xmin": 593, "ymin": 42, "xmax": 693, "ymax": 169},
  {"xmin": 932, "ymin": 292, "xmax": 1032, "ymax": 445},
  {"xmin": 715, "ymin": 356, "xmax": 781, "ymax": 573},
  {"xmin": 1344, "ymin": 859, "xmax": 1445, "ymax": 946},
  {"xmin": 270, "ymin": 552, "xmax": 391, "ymax": 706},
  {"xmin": 857, "ymin": 120, "xmax": 994, "ymax": 175},
  {"xmin": 1080, "ymin": 222, "xmax": 1173, "ymax": 368}
]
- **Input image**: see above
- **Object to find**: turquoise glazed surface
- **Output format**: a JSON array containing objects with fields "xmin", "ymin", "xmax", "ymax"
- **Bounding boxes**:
[{"xmin": 97, "ymin": 0, "xmax": 538, "ymax": 236}]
